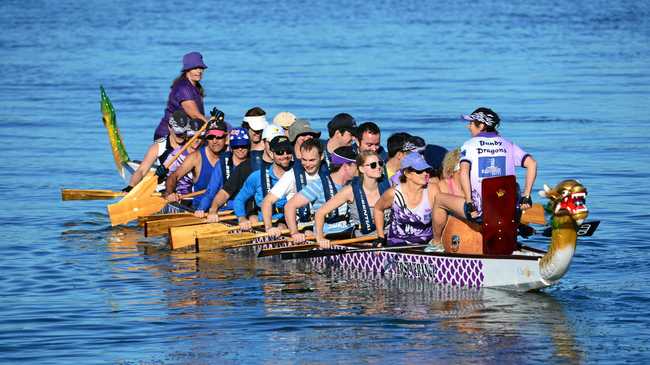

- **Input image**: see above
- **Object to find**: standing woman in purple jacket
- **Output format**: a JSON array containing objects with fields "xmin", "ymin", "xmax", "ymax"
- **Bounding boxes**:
[{"xmin": 153, "ymin": 52, "xmax": 209, "ymax": 140}]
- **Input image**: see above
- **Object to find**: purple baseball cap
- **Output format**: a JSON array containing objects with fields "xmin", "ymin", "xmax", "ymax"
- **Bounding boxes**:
[
  {"xmin": 400, "ymin": 152, "xmax": 431, "ymax": 171},
  {"xmin": 182, "ymin": 52, "xmax": 208, "ymax": 72}
]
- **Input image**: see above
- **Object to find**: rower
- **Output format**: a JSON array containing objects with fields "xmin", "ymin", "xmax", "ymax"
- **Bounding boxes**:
[
  {"xmin": 273, "ymin": 111, "xmax": 297, "ymax": 136},
  {"xmin": 432, "ymin": 108, "xmax": 537, "ymax": 248},
  {"xmin": 356, "ymin": 121, "xmax": 387, "ymax": 160},
  {"xmin": 314, "ymin": 151, "xmax": 388, "ymax": 248},
  {"xmin": 164, "ymin": 118, "xmax": 205, "ymax": 201},
  {"xmin": 437, "ymin": 148, "xmax": 462, "ymax": 197},
  {"xmin": 193, "ymin": 127, "xmax": 250, "ymax": 216},
  {"xmin": 322, "ymin": 113, "xmax": 357, "ymax": 169},
  {"xmin": 284, "ymin": 146, "xmax": 359, "ymax": 243},
  {"xmin": 384, "ymin": 132, "xmax": 413, "ymax": 182},
  {"xmin": 165, "ymin": 118, "xmax": 228, "ymax": 209},
  {"xmin": 261, "ymin": 138, "xmax": 326, "ymax": 237},
  {"xmin": 374, "ymin": 153, "xmax": 440, "ymax": 247},
  {"xmin": 121, "ymin": 110, "xmax": 189, "ymax": 192},
  {"xmin": 241, "ymin": 107, "xmax": 269, "ymax": 171},
  {"xmin": 288, "ymin": 118, "xmax": 321, "ymax": 160},
  {"xmin": 203, "ymin": 124, "xmax": 281, "ymax": 223},
  {"xmin": 233, "ymin": 135, "xmax": 294, "ymax": 231}
]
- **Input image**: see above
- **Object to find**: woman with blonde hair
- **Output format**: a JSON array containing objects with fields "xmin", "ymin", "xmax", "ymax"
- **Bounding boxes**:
[
  {"xmin": 438, "ymin": 148, "xmax": 463, "ymax": 197},
  {"xmin": 315, "ymin": 151, "xmax": 389, "ymax": 248}
]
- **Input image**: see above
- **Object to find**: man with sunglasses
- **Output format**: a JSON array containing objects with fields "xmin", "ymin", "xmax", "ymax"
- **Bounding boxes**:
[
  {"xmin": 165, "ymin": 119, "xmax": 228, "ymax": 209},
  {"xmin": 262, "ymin": 138, "xmax": 327, "ymax": 237},
  {"xmin": 233, "ymin": 135, "xmax": 294, "ymax": 230},
  {"xmin": 283, "ymin": 146, "xmax": 358, "ymax": 243},
  {"xmin": 122, "ymin": 110, "xmax": 190, "ymax": 193},
  {"xmin": 202, "ymin": 124, "xmax": 282, "ymax": 223},
  {"xmin": 241, "ymin": 107, "xmax": 269, "ymax": 172},
  {"xmin": 193, "ymin": 128, "xmax": 250, "ymax": 215}
]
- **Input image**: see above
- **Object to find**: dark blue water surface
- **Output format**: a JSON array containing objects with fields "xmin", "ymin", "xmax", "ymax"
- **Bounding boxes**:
[{"xmin": 1, "ymin": 0, "xmax": 649, "ymax": 363}]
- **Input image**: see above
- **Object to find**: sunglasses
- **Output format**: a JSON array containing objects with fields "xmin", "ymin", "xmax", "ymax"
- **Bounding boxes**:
[
  {"xmin": 408, "ymin": 168, "xmax": 431, "ymax": 175},
  {"xmin": 273, "ymin": 149, "xmax": 292, "ymax": 156},
  {"xmin": 249, "ymin": 128, "xmax": 263, "ymax": 134},
  {"xmin": 206, "ymin": 135, "xmax": 226, "ymax": 141},
  {"xmin": 231, "ymin": 145, "xmax": 249, "ymax": 150},
  {"xmin": 364, "ymin": 160, "xmax": 384, "ymax": 169}
]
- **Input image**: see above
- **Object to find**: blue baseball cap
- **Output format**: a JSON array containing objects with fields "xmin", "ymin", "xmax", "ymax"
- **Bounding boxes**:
[
  {"xmin": 400, "ymin": 152, "xmax": 431, "ymax": 171},
  {"xmin": 229, "ymin": 128, "xmax": 250, "ymax": 148}
]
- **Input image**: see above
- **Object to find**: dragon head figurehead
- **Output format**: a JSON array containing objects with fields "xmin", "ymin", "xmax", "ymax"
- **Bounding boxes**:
[{"xmin": 539, "ymin": 179, "xmax": 589, "ymax": 226}]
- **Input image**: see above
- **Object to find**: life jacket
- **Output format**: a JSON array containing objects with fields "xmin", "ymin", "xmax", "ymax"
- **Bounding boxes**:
[
  {"xmin": 260, "ymin": 164, "xmax": 282, "ymax": 215},
  {"xmin": 156, "ymin": 136, "xmax": 174, "ymax": 166},
  {"xmin": 219, "ymin": 151, "xmax": 234, "ymax": 181},
  {"xmin": 249, "ymin": 150, "xmax": 264, "ymax": 172},
  {"xmin": 351, "ymin": 176, "xmax": 389, "ymax": 234},
  {"xmin": 293, "ymin": 161, "xmax": 330, "ymax": 223},
  {"xmin": 320, "ymin": 170, "xmax": 345, "ymax": 224}
]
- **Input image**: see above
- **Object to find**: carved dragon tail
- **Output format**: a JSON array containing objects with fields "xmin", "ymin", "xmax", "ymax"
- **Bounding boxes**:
[{"xmin": 100, "ymin": 86, "xmax": 130, "ymax": 179}]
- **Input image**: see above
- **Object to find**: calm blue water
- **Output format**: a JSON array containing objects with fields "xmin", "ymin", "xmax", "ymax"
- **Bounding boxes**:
[{"xmin": 1, "ymin": 0, "xmax": 649, "ymax": 363}]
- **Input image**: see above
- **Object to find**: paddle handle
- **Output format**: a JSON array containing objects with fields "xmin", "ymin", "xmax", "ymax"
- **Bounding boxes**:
[
  {"xmin": 163, "ymin": 121, "xmax": 209, "ymax": 169},
  {"xmin": 176, "ymin": 189, "xmax": 206, "ymax": 200}
]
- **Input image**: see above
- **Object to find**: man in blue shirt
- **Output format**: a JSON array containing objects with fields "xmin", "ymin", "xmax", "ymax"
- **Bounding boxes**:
[
  {"xmin": 284, "ymin": 146, "xmax": 358, "ymax": 242},
  {"xmin": 233, "ymin": 135, "xmax": 293, "ymax": 230}
]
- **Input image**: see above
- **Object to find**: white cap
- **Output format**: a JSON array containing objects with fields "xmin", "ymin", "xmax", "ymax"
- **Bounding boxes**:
[
  {"xmin": 273, "ymin": 111, "xmax": 296, "ymax": 128},
  {"xmin": 243, "ymin": 115, "xmax": 268, "ymax": 131},
  {"xmin": 262, "ymin": 124, "xmax": 284, "ymax": 141}
]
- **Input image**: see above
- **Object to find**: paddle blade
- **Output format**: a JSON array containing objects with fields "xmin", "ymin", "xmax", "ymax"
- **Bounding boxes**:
[
  {"xmin": 101, "ymin": 86, "xmax": 130, "ymax": 179},
  {"xmin": 107, "ymin": 194, "xmax": 167, "ymax": 226},
  {"xmin": 169, "ymin": 222, "xmax": 233, "ymax": 250},
  {"xmin": 61, "ymin": 189, "xmax": 126, "ymax": 201},
  {"xmin": 521, "ymin": 203, "xmax": 546, "ymax": 225}
]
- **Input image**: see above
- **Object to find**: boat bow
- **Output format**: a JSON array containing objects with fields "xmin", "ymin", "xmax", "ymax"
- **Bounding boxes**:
[{"xmin": 538, "ymin": 180, "xmax": 589, "ymax": 283}]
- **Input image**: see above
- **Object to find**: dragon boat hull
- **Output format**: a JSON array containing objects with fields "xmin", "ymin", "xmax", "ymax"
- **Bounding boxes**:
[{"xmin": 308, "ymin": 246, "xmax": 555, "ymax": 291}]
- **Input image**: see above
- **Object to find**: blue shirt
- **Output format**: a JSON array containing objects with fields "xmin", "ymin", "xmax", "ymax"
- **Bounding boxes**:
[
  {"xmin": 196, "ymin": 161, "xmax": 225, "ymax": 211},
  {"xmin": 234, "ymin": 165, "xmax": 287, "ymax": 220},
  {"xmin": 299, "ymin": 179, "xmax": 350, "ymax": 235}
]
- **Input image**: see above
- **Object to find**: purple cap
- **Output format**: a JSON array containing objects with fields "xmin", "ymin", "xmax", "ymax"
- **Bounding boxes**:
[
  {"xmin": 400, "ymin": 152, "xmax": 431, "ymax": 171},
  {"xmin": 182, "ymin": 52, "xmax": 208, "ymax": 72}
]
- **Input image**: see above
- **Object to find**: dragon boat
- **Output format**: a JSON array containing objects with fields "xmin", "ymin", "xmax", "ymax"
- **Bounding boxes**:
[{"xmin": 100, "ymin": 87, "xmax": 596, "ymax": 291}]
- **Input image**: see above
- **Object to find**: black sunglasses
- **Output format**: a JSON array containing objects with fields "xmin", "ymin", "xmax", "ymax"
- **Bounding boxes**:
[
  {"xmin": 365, "ymin": 160, "xmax": 384, "ymax": 169},
  {"xmin": 273, "ymin": 149, "xmax": 292, "ymax": 156},
  {"xmin": 206, "ymin": 135, "xmax": 226, "ymax": 141}
]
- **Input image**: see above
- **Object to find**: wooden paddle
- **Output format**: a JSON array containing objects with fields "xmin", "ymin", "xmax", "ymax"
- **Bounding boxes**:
[
  {"xmin": 196, "ymin": 229, "xmax": 294, "ymax": 252},
  {"xmin": 195, "ymin": 221, "xmax": 313, "ymax": 250},
  {"xmin": 138, "ymin": 212, "xmax": 194, "ymax": 226},
  {"xmin": 169, "ymin": 221, "xmax": 266, "ymax": 250},
  {"xmin": 61, "ymin": 189, "xmax": 128, "ymax": 201},
  {"xmin": 144, "ymin": 210, "xmax": 235, "ymax": 237},
  {"xmin": 521, "ymin": 203, "xmax": 546, "ymax": 225},
  {"xmin": 281, "ymin": 243, "xmax": 427, "ymax": 260},
  {"xmin": 257, "ymin": 235, "xmax": 377, "ymax": 257},
  {"xmin": 107, "ymin": 189, "xmax": 205, "ymax": 226},
  {"xmin": 107, "ymin": 121, "xmax": 208, "ymax": 226}
]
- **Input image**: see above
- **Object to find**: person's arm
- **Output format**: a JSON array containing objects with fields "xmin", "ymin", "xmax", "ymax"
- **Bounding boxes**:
[
  {"xmin": 233, "ymin": 173, "xmax": 259, "ymax": 230},
  {"xmin": 284, "ymin": 193, "xmax": 311, "ymax": 243},
  {"xmin": 314, "ymin": 186, "xmax": 353, "ymax": 248},
  {"xmin": 206, "ymin": 190, "xmax": 231, "ymax": 222},
  {"xmin": 261, "ymin": 193, "xmax": 281, "ymax": 235},
  {"xmin": 180, "ymin": 100, "xmax": 208, "ymax": 123},
  {"xmin": 126, "ymin": 143, "xmax": 159, "ymax": 189},
  {"xmin": 520, "ymin": 156, "xmax": 537, "ymax": 209},
  {"xmin": 165, "ymin": 152, "xmax": 198, "ymax": 201},
  {"xmin": 373, "ymin": 188, "xmax": 394, "ymax": 246}
]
